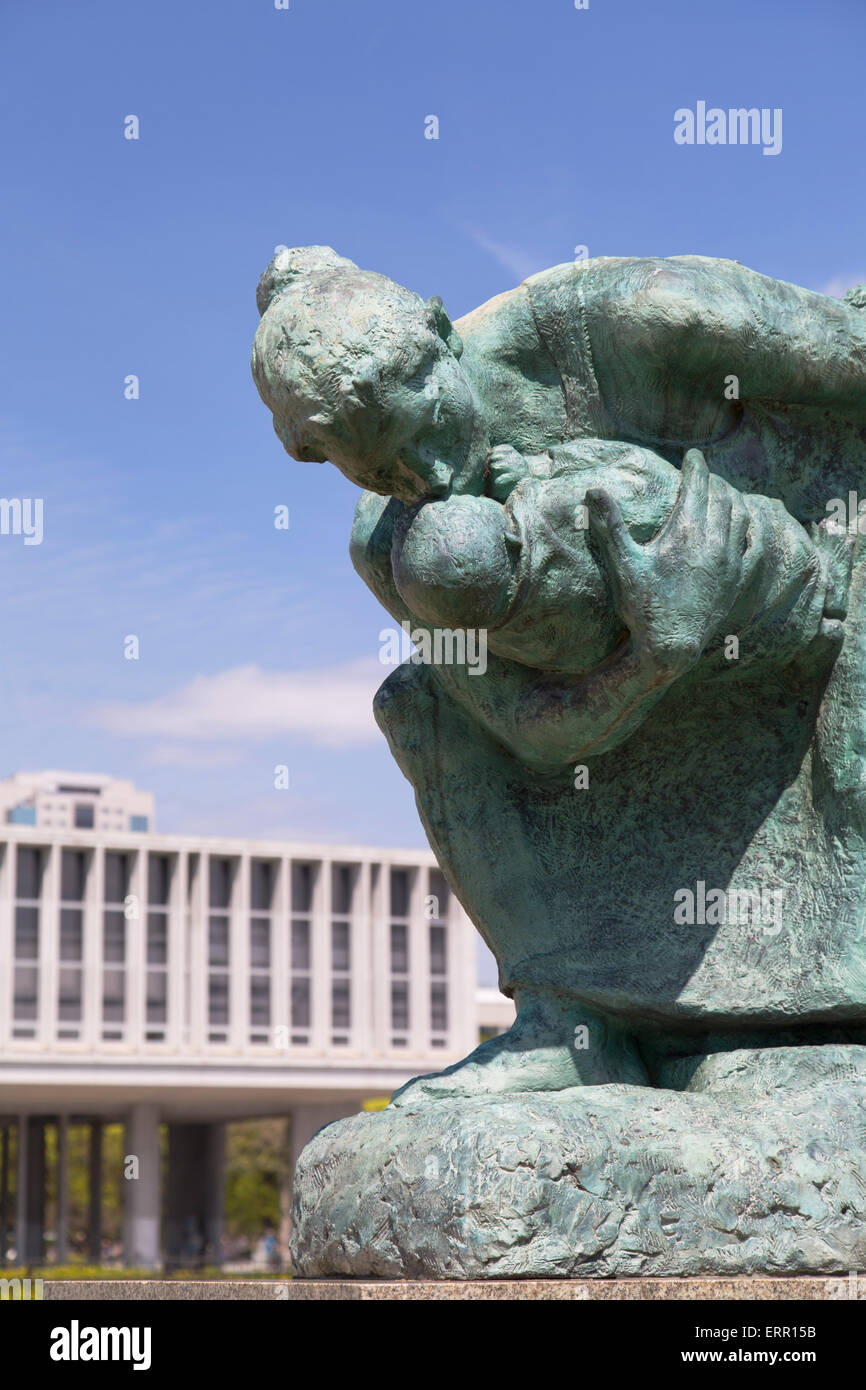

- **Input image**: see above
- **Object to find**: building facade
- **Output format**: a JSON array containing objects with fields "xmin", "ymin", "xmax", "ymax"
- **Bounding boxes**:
[{"xmin": 0, "ymin": 775, "xmax": 485, "ymax": 1269}]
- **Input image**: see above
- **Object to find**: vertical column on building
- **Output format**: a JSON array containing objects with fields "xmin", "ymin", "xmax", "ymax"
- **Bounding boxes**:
[
  {"xmin": 354, "ymin": 859, "xmax": 372, "ymax": 1054},
  {"xmin": 127, "ymin": 848, "xmax": 145, "ymax": 1051},
  {"xmin": 369, "ymin": 862, "xmax": 387, "ymax": 1054},
  {"xmin": 274, "ymin": 857, "xmax": 290, "ymax": 1050},
  {"xmin": 188, "ymin": 853, "xmax": 206, "ymax": 1052},
  {"xmin": 169, "ymin": 850, "xmax": 187, "ymax": 1050},
  {"xmin": 123, "ymin": 1103, "xmax": 161, "ymax": 1270},
  {"xmin": 311, "ymin": 857, "xmax": 329, "ymax": 1052},
  {"xmin": 83, "ymin": 844, "xmax": 103, "ymax": 1049},
  {"xmin": 231, "ymin": 853, "xmax": 250, "ymax": 1052},
  {"xmin": 408, "ymin": 862, "xmax": 429, "ymax": 1056},
  {"xmin": 39, "ymin": 843, "xmax": 59, "ymax": 1049},
  {"xmin": 0, "ymin": 841, "xmax": 12, "ymax": 1052}
]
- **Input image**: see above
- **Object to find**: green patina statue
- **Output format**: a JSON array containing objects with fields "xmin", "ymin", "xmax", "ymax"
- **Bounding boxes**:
[{"xmin": 253, "ymin": 247, "xmax": 866, "ymax": 1278}]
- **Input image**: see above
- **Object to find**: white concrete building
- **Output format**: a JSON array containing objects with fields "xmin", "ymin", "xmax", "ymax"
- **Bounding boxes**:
[
  {"xmin": 0, "ymin": 774, "xmax": 487, "ymax": 1269},
  {"xmin": 0, "ymin": 770, "xmax": 154, "ymax": 834}
]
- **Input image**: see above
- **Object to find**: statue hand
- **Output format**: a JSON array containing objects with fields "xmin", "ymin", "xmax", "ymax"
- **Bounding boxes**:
[
  {"xmin": 585, "ymin": 449, "xmax": 749, "ymax": 678},
  {"xmin": 486, "ymin": 444, "xmax": 528, "ymax": 501}
]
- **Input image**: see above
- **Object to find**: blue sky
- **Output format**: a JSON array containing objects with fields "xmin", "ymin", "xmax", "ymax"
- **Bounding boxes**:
[{"xmin": 1, "ymin": 0, "xmax": 864, "ymax": 855}]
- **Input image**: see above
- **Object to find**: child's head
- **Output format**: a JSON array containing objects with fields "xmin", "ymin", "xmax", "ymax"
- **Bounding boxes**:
[
  {"xmin": 392, "ymin": 495, "xmax": 520, "ymax": 628},
  {"xmin": 252, "ymin": 247, "xmax": 485, "ymax": 503}
]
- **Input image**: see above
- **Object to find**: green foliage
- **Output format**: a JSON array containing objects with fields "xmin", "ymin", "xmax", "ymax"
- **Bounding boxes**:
[{"xmin": 224, "ymin": 1119, "xmax": 290, "ymax": 1239}]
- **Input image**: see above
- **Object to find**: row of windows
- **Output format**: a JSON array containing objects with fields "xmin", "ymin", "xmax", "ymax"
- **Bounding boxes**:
[
  {"xmin": 10, "ymin": 910, "xmax": 451, "ymax": 1047},
  {"xmin": 11, "ymin": 848, "xmax": 450, "ymax": 921}
]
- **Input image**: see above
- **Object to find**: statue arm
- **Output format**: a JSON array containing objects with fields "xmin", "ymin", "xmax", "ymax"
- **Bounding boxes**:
[
  {"xmin": 352, "ymin": 449, "xmax": 846, "ymax": 775},
  {"xmin": 352, "ymin": 453, "xmax": 745, "ymax": 774}
]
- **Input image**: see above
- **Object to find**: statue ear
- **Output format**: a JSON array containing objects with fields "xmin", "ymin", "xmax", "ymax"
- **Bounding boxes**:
[{"xmin": 426, "ymin": 295, "xmax": 463, "ymax": 358}]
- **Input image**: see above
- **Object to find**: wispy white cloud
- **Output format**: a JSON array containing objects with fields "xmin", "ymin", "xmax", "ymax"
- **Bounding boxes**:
[
  {"xmin": 463, "ymin": 226, "xmax": 544, "ymax": 284},
  {"xmin": 93, "ymin": 659, "xmax": 385, "ymax": 748}
]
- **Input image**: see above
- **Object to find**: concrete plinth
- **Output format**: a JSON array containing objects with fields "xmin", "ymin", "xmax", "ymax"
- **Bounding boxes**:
[{"xmin": 39, "ymin": 1276, "xmax": 866, "ymax": 1300}]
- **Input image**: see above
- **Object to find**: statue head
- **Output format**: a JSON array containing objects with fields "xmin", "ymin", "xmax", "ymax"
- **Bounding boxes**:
[
  {"xmin": 392, "ymin": 494, "xmax": 520, "ymax": 629},
  {"xmin": 251, "ymin": 247, "xmax": 487, "ymax": 502}
]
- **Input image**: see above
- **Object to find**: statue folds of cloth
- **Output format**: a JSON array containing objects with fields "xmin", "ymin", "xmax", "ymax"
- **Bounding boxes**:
[{"xmin": 252, "ymin": 247, "xmax": 866, "ymax": 1278}]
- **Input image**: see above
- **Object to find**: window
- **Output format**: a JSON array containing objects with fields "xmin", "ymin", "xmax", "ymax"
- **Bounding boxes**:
[
  {"xmin": 74, "ymin": 803, "xmax": 95, "ymax": 829},
  {"xmin": 431, "ymin": 981, "xmax": 448, "ymax": 1034},
  {"xmin": 291, "ymin": 977, "xmax": 310, "ymax": 1032},
  {"xmin": 249, "ymin": 862, "xmax": 275, "ymax": 1044},
  {"xmin": 147, "ymin": 854, "xmax": 170, "ymax": 906},
  {"xmin": 429, "ymin": 925, "xmax": 447, "ymax": 975},
  {"xmin": 104, "ymin": 851, "xmax": 130, "ymax": 906},
  {"xmin": 330, "ymin": 920, "xmax": 351, "ymax": 1042},
  {"xmin": 390, "ymin": 868, "xmax": 411, "ymax": 918},
  {"xmin": 251, "ymin": 917, "xmax": 270, "ymax": 968},
  {"xmin": 290, "ymin": 863, "xmax": 316, "ymax": 1045},
  {"xmin": 102, "ymin": 852, "xmax": 131, "ymax": 1040},
  {"xmin": 291, "ymin": 919, "xmax": 310, "ymax": 971},
  {"xmin": 389, "ymin": 868, "xmax": 413, "ymax": 1047},
  {"xmin": 58, "ymin": 900, "xmax": 84, "ymax": 1034},
  {"xmin": 15, "ymin": 905, "xmax": 39, "ymax": 960},
  {"xmin": 17, "ymin": 846, "xmax": 43, "ymax": 900},
  {"xmin": 147, "ymin": 913, "xmax": 167, "ymax": 963},
  {"xmin": 331, "ymin": 863, "xmax": 354, "ymax": 916},
  {"xmin": 61, "ymin": 849, "xmax": 86, "ymax": 903},
  {"xmin": 207, "ymin": 857, "xmax": 233, "ymax": 1042},
  {"xmin": 332, "ymin": 921, "xmax": 350, "ymax": 972},
  {"xmin": 182, "ymin": 854, "xmax": 199, "ymax": 1046},
  {"xmin": 209, "ymin": 917, "xmax": 229, "ymax": 967},
  {"xmin": 251, "ymin": 860, "xmax": 275, "ymax": 912},
  {"xmin": 13, "ymin": 848, "xmax": 43, "ymax": 1038},
  {"xmin": 145, "ymin": 854, "xmax": 172, "ymax": 1042},
  {"xmin": 291, "ymin": 862, "xmax": 314, "ymax": 912},
  {"xmin": 391, "ymin": 981, "xmax": 409, "ymax": 1033},
  {"xmin": 428, "ymin": 871, "xmax": 449, "ymax": 1045},
  {"xmin": 249, "ymin": 916, "xmax": 271, "ymax": 1041},
  {"xmin": 209, "ymin": 856, "xmax": 232, "ymax": 910}
]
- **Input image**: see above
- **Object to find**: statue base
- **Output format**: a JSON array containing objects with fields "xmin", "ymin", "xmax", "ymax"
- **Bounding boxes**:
[
  {"xmin": 282, "ymin": 1278, "xmax": 864, "ymax": 1300},
  {"xmin": 291, "ymin": 1051, "xmax": 866, "ymax": 1279}
]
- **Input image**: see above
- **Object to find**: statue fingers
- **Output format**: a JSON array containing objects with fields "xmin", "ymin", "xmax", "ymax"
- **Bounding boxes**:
[
  {"xmin": 585, "ymin": 487, "xmax": 643, "ymax": 588},
  {"xmin": 662, "ymin": 448, "xmax": 710, "ymax": 542}
]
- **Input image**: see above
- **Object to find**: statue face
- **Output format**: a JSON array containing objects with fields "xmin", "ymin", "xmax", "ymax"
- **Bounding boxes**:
[
  {"xmin": 305, "ymin": 337, "xmax": 485, "ymax": 503},
  {"xmin": 254, "ymin": 272, "xmax": 486, "ymax": 502}
]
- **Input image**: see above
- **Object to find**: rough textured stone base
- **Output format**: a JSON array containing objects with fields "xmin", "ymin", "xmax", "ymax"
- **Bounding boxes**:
[{"xmin": 292, "ymin": 1071, "xmax": 866, "ymax": 1279}]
